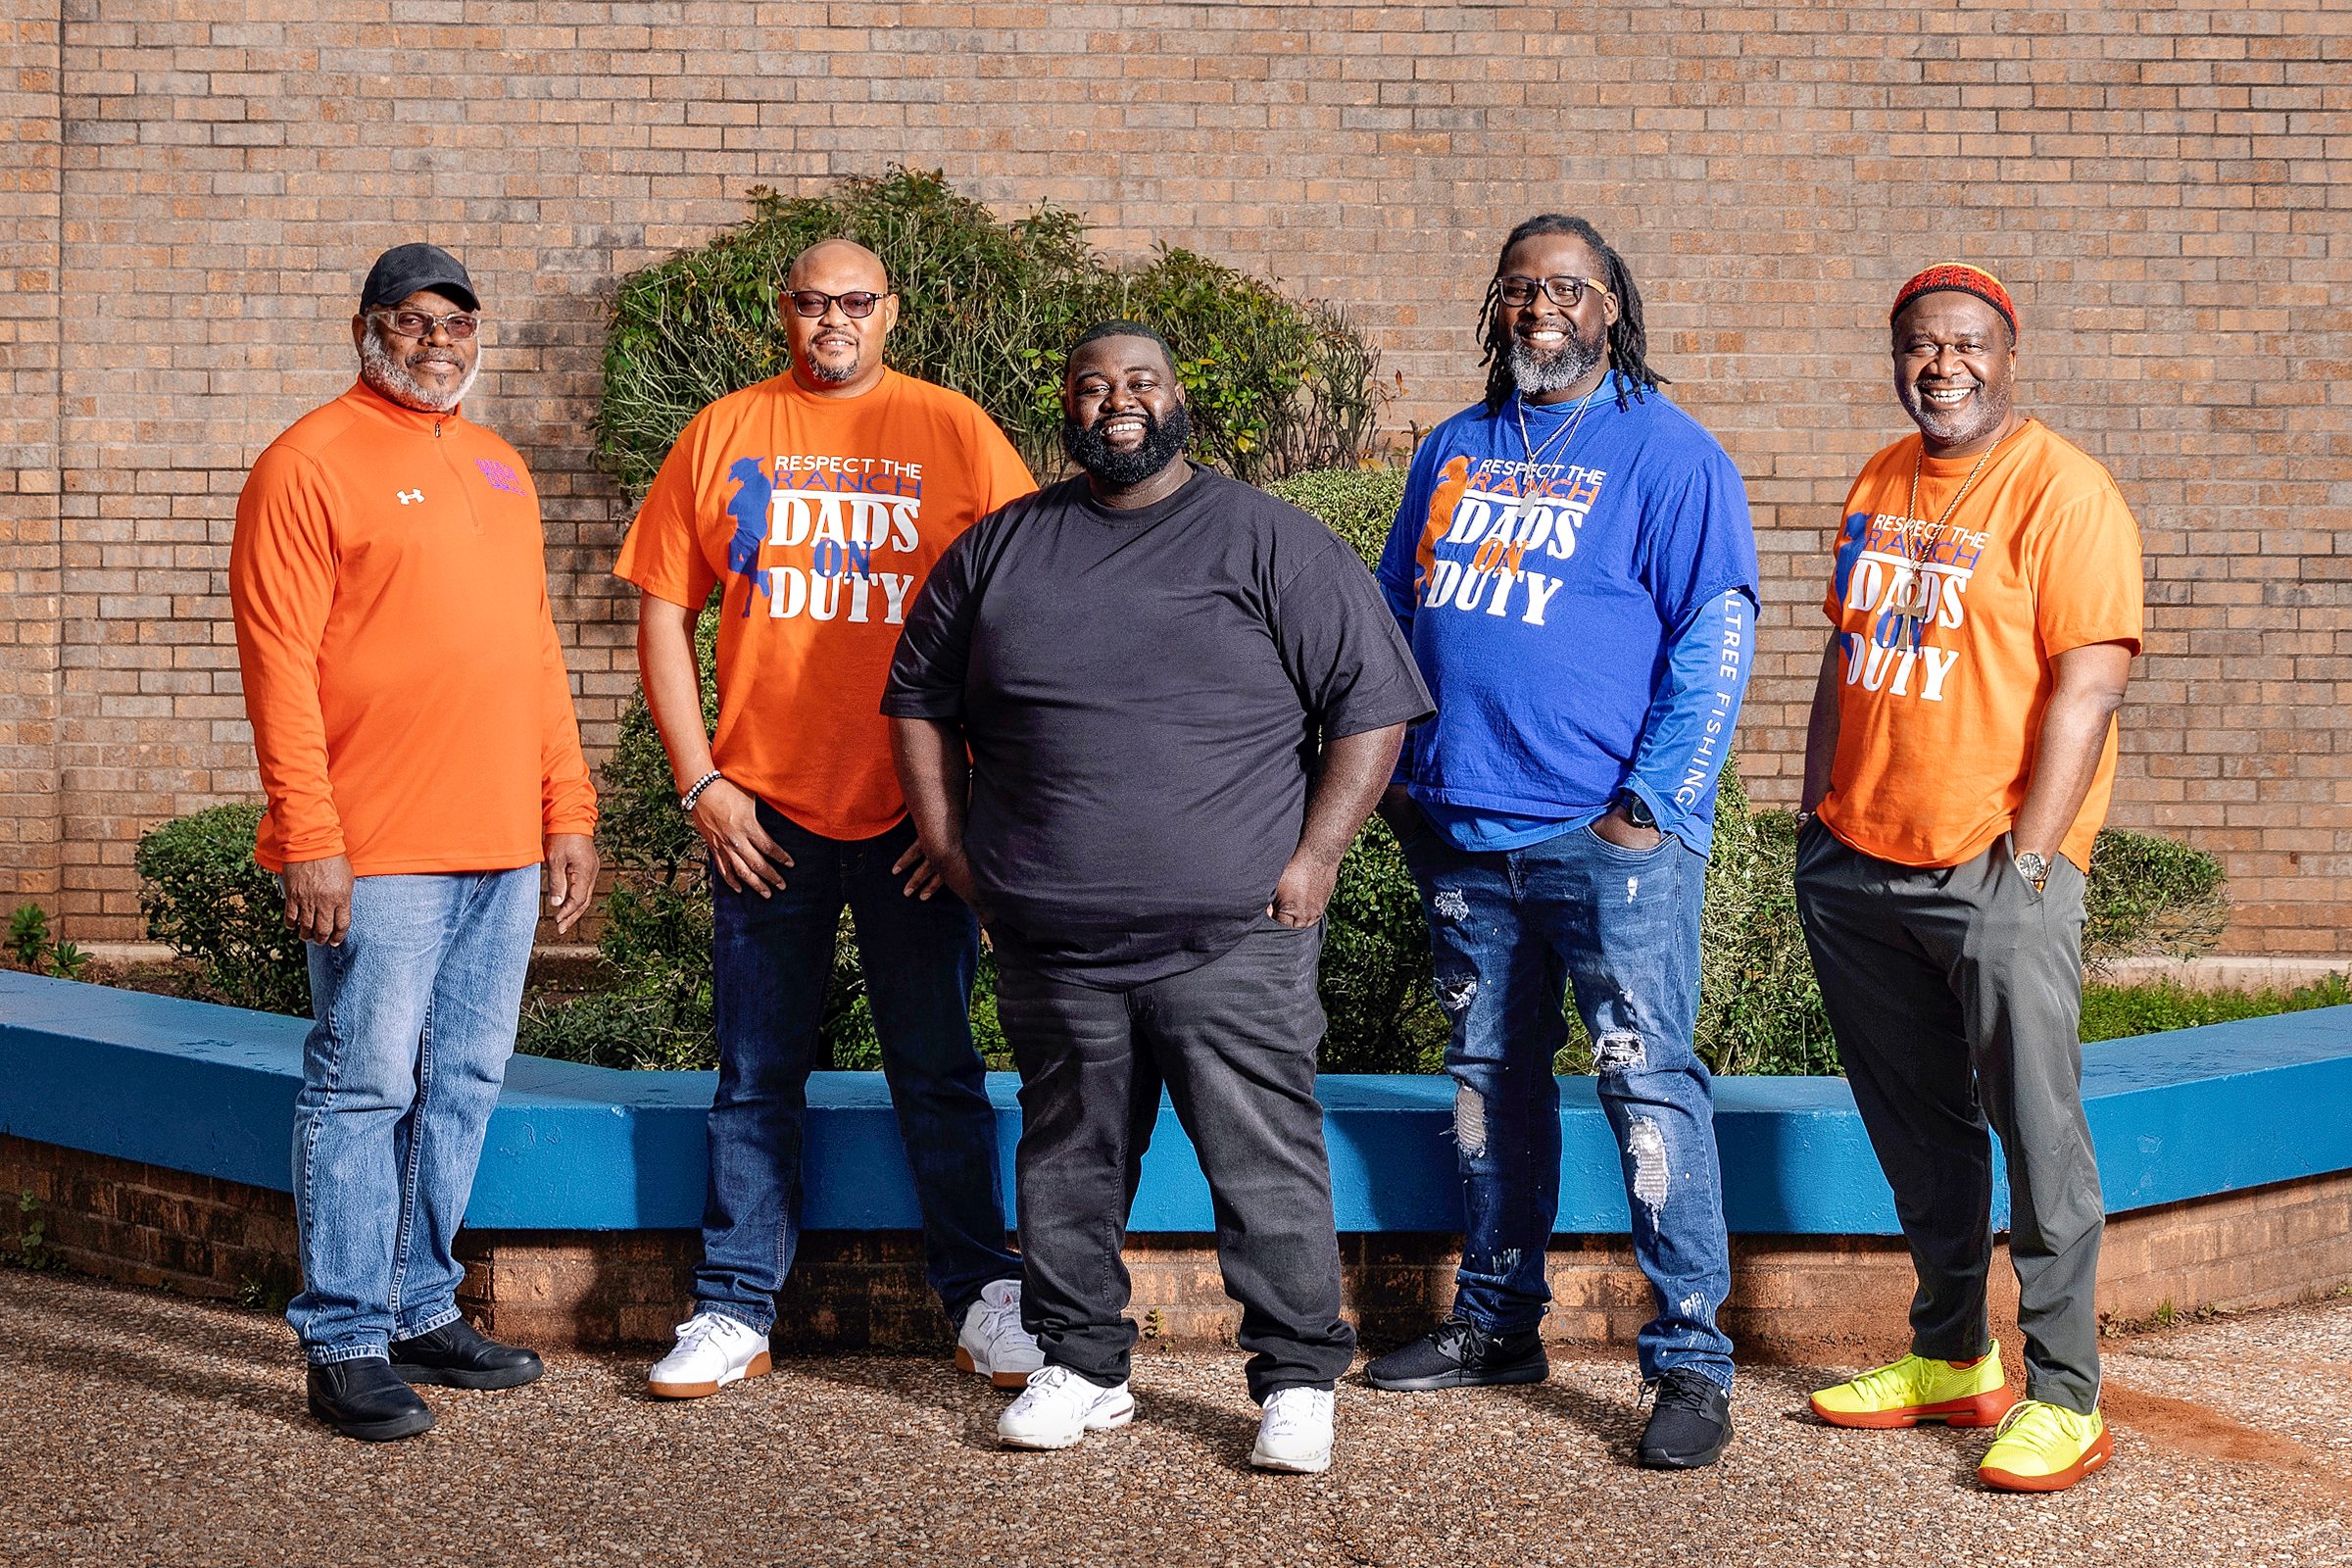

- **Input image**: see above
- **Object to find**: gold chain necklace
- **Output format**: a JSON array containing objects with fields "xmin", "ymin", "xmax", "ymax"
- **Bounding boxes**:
[{"xmin": 1888, "ymin": 423, "xmax": 2015, "ymax": 631}]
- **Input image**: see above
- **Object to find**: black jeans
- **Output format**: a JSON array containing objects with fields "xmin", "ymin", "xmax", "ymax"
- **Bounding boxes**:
[{"xmin": 996, "ymin": 923, "xmax": 1357, "ymax": 1401}]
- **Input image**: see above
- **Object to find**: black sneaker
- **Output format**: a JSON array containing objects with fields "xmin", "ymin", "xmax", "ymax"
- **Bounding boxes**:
[
  {"xmin": 1364, "ymin": 1317, "xmax": 1549, "ymax": 1392},
  {"xmin": 1638, "ymin": 1366, "xmax": 1734, "ymax": 1469},
  {"xmin": 388, "ymin": 1317, "xmax": 545, "ymax": 1391},
  {"xmin": 307, "ymin": 1357, "xmax": 435, "ymax": 1443}
]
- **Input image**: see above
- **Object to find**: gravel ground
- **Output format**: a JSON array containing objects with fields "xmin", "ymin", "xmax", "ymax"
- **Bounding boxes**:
[{"xmin": 2, "ymin": 1268, "xmax": 2345, "ymax": 1568}]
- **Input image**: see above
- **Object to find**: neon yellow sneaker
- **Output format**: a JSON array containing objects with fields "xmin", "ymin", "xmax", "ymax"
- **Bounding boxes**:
[
  {"xmin": 1979, "ymin": 1399, "xmax": 2112, "ymax": 1493},
  {"xmin": 1809, "ymin": 1347, "xmax": 2017, "ymax": 1430}
]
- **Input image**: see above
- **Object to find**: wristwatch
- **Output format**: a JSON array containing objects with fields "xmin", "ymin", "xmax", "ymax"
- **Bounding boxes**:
[
  {"xmin": 2013, "ymin": 849, "xmax": 2051, "ymax": 893},
  {"xmin": 1618, "ymin": 791, "xmax": 1657, "ymax": 831}
]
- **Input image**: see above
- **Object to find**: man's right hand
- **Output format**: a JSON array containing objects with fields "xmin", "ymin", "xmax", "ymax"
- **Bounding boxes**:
[
  {"xmin": 691, "ymin": 777, "xmax": 793, "ymax": 897},
  {"xmin": 282, "ymin": 854, "xmax": 355, "ymax": 946}
]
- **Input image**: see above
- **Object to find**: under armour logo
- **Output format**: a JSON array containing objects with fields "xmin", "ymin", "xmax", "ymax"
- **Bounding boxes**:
[{"xmin": 396, "ymin": 489, "xmax": 423, "ymax": 505}]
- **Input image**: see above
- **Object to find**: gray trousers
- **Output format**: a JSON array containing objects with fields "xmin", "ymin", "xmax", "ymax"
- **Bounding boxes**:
[{"xmin": 1793, "ymin": 820, "xmax": 2103, "ymax": 1414}]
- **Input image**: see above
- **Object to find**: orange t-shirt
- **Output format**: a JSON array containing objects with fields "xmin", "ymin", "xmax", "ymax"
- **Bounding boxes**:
[
  {"xmin": 1817, "ymin": 418, "xmax": 2143, "ymax": 872},
  {"xmin": 614, "ymin": 368, "xmax": 1035, "ymax": 840},
  {"xmin": 230, "ymin": 381, "xmax": 598, "ymax": 874}
]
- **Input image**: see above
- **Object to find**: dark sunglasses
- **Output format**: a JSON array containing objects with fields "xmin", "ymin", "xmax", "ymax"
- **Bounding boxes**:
[{"xmin": 787, "ymin": 289, "xmax": 891, "ymax": 319}]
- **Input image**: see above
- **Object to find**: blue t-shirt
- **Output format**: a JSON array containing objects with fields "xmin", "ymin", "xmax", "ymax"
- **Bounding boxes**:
[{"xmin": 1376, "ymin": 375, "xmax": 1760, "ymax": 856}]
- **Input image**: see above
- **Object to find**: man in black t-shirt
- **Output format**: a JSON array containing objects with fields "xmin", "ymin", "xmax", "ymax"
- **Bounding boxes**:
[{"xmin": 885, "ymin": 320, "xmax": 1433, "ymax": 1474}]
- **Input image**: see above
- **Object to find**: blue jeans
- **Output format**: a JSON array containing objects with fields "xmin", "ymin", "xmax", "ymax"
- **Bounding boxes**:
[
  {"xmin": 1400, "ymin": 817, "xmax": 1736, "ymax": 1389},
  {"xmin": 697, "ymin": 805, "xmax": 1018, "ymax": 1333},
  {"xmin": 286, "ymin": 868, "xmax": 541, "ymax": 1365}
]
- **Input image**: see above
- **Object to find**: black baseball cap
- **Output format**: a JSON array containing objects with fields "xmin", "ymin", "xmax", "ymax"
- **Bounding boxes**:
[{"xmin": 361, "ymin": 243, "xmax": 479, "ymax": 313}]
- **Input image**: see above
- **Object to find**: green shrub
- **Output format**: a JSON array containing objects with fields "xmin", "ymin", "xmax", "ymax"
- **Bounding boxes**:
[
  {"xmin": 593, "ymin": 167, "xmax": 1383, "ymax": 496},
  {"xmin": 2083, "ymin": 827, "xmax": 2229, "ymax": 969},
  {"xmin": 133, "ymin": 805, "xmax": 311, "ymax": 1016}
]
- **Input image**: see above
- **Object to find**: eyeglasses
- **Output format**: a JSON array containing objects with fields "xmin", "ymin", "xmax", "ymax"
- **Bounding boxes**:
[
  {"xmin": 1494, "ymin": 274, "xmax": 1614, "ymax": 311},
  {"xmin": 368, "ymin": 308, "xmax": 480, "ymax": 341},
  {"xmin": 786, "ymin": 289, "xmax": 891, "ymax": 319}
]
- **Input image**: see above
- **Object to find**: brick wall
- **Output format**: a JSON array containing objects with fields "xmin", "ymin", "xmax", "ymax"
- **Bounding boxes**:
[
  {"xmin": 12, "ymin": 1132, "xmax": 2347, "ymax": 1356},
  {"xmin": 2, "ymin": 1, "xmax": 2345, "ymax": 950}
]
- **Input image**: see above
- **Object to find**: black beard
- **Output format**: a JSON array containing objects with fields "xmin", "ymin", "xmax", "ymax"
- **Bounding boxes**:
[{"xmin": 1062, "ymin": 401, "xmax": 1192, "ymax": 487}]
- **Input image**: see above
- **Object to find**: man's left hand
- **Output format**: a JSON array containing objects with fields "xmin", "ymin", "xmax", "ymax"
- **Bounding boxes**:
[
  {"xmin": 546, "ymin": 833, "xmax": 600, "ymax": 935},
  {"xmin": 1268, "ymin": 849, "xmax": 1342, "ymax": 929},
  {"xmin": 1590, "ymin": 803, "xmax": 1665, "ymax": 853},
  {"xmin": 893, "ymin": 840, "xmax": 946, "ymax": 901}
]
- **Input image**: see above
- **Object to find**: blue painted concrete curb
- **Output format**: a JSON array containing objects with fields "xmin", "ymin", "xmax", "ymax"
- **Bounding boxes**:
[{"xmin": 3, "ymin": 971, "xmax": 2348, "ymax": 1235}]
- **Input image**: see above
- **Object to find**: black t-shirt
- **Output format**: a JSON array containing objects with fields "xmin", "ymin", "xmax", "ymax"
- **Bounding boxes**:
[{"xmin": 882, "ymin": 465, "xmax": 1435, "ymax": 985}]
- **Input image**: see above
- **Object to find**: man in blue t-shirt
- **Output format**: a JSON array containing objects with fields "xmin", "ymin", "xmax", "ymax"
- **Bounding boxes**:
[{"xmin": 1364, "ymin": 215, "xmax": 1760, "ymax": 1472}]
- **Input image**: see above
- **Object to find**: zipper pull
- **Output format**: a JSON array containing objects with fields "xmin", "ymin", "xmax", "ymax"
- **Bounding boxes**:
[{"xmin": 434, "ymin": 419, "xmax": 442, "ymax": 437}]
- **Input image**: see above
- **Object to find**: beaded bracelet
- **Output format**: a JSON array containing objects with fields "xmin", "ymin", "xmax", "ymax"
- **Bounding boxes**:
[{"xmin": 679, "ymin": 769, "xmax": 724, "ymax": 813}]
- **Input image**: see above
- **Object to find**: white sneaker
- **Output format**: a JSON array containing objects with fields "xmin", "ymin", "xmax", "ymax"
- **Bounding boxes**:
[
  {"xmin": 996, "ymin": 1363, "xmax": 1135, "ymax": 1449},
  {"xmin": 1250, "ymin": 1386, "xmax": 1335, "ymax": 1473},
  {"xmin": 956, "ymin": 1278, "xmax": 1045, "ymax": 1389},
  {"xmin": 647, "ymin": 1310, "xmax": 771, "ymax": 1399}
]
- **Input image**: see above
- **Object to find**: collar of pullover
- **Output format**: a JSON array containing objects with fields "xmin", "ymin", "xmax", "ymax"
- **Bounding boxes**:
[{"xmin": 346, "ymin": 376, "xmax": 466, "ymax": 433}]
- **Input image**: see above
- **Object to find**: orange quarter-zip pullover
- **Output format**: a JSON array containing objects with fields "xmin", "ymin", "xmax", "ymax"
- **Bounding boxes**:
[{"xmin": 230, "ymin": 379, "xmax": 597, "ymax": 874}]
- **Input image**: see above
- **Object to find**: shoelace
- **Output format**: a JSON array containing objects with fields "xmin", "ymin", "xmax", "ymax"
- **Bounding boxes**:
[
  {"xmin": 671, "ymin": 1314, "xmax": 744, "ymax": 1354},
  {"xmin": 1261, "ymin": 1389, "xmax": 1333, "ymax": 1441},
  {"xmin": 1016, "ymin": 1364, "xmax": 1089, "ymax": 1404},
  {"xmin": 1642, "ymin": 1370, "xmax": 1721, "ymax": 1413},
  {"xmin": 1838, "ymin": 1355, "xmax": 1923, "ymax": 1407},
  {"xmin": 973, "ymin": 1298, "xmax": 1028, "ymax": 1357},
  {"xmin": 1990, "ymin": 1398, "xmax": 2077, "ymax": 1453},
  {"xmin": 1431, "ymin": 1317, "xmax": 1490, "ymax": 1361}
]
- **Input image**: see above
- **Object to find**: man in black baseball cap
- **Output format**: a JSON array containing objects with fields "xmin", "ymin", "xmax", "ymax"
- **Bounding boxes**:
[{"xmin": 351, "ymin": 243, "xmax": 483, "ymax": 415}]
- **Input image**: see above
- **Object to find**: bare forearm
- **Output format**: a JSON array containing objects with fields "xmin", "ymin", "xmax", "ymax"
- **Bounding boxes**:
[
  {"xmin": 2013, "ymin": 645, "xmax": 2132, "ymax": 860},
  {"xmin": 1800, "ymin": 633, "xmax": 1842, "ymax": 813},
  {"xmin": 636, "ymin": 596, "xmax": 713, "ymax": 792},
  {"xmin": 1301, "ymin": 724, "xmax": 1406, "ymax": 866},
  {"xmin": 890, "ymin": 717, "xmax": 976, "ymax": 893}
]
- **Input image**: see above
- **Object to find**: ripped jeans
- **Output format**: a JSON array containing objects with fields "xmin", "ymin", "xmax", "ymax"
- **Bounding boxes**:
[{"xmin": 1401, "ymin": 818, "xmax": 1736, "ymax": 1390}]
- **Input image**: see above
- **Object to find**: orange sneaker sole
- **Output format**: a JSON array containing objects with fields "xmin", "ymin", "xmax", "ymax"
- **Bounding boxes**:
[
  {"xmin": 955, "ymin": 1347, "xmax": 1033, "ymax": 1389},
  {"xmin": 649, "ymin": 1349, "xmax": 771, "ymax": 1399},
  {"xmin": 1811, "ymin": 1385, "xmax": 2018, "ymax": 1430},
  {"xmin": 1981, "ymin": 1426, "xmax": 2113, "ymax": 1493}
]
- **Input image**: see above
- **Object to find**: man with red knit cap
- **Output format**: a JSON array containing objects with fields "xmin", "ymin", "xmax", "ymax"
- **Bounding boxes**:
[{"xmin": 1795, "ymin": 265, "xmax": 2142, "ymax": 1493}]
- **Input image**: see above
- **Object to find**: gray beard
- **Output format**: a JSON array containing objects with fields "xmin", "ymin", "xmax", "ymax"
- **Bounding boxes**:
[
  {"xmin": 1902, "ymin": 381, "xmax": 2012, "ymax": 450},
  {"xmin": 1507, "ymin": 329, "xmax": 1606, "ymax": 397},
  {"xmin": 361, "ymin": 326, "xmax": 479, "ymax": 413}
]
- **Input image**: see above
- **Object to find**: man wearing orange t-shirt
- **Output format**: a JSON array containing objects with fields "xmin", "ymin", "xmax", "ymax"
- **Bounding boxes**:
[
  {"xmin": 616, "ymin": 239, "xmax": 1040, "ymax": 1400},
  {"xmin": 231, "ymin": 244, "xmax": 600, "ymax": 1441},
  {"xmin": 1795, "ymin": 266, "xmax": 2142, "ymax": 1494}
]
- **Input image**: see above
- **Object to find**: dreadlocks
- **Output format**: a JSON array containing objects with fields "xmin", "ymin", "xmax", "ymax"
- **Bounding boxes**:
[{"xmin": 1476, "ymin": 214, "xmax": 1666, "ymax": 415}]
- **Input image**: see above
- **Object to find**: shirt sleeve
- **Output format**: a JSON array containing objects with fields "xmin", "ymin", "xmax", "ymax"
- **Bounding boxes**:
[
  {"xmin": 228, "ymin": 446, "xmax": 348, "ymax": 862},
  {"xmin": 536, "ymin": 585, "xmax": 599, "ymax": 838},
  {"xmin": 881, "ymin": 524, "xmax": 987, "ymax": 722},
  {"xmin": 1273, "ymin": 539, "xmax": 1437, "ymax": 742},
  {"xmin": 969, "ymin": 407, "xmax": 1039, "ymax": 514},
  {"xmin": 1639, "ymin": 440, "xmax": 1761, "ymax": 627},
  {"xmin": 1624, "ymin": 585, "xmax": 1757, "ymax": 846},
  {"xmin": 2031, "ymin": 479, "xmax": 2144, "ymax": 658},
  {"xmin": 613, "ymin": 416, "xmax": 717, "ymax": 610},
  {"xmin": 1375, "ymin": 441, "xmax": 1440, "ymax": 645}
]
